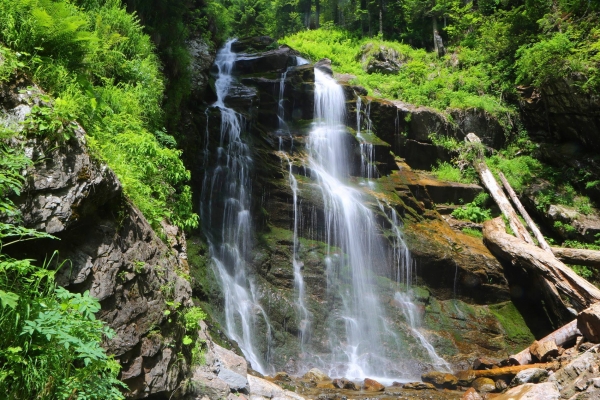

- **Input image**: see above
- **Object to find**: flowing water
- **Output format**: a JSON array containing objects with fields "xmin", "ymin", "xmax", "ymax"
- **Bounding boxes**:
[
  {"xmin": 200, "ymin": 40, "xmax": 272, "ymax": 374},
  {"xmin": 203, "ymin": 41, "xmax": 449, "ymax": 380}
]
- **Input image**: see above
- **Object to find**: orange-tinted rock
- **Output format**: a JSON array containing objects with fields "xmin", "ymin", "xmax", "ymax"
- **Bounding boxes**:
[
  {"xmin": 422, "ymin": 371, "xmax": 459, "ymax": 389},
  {"xmin": 403, "ymin": 382, "xmax": 436, "ymax": 390},
  {"xmin": 363, "ymin": 378, "xmax": 385, "ymax": 391},
  {"xmin": 471, "ymin": 377, "xmax": 495, "ymax": 393}
]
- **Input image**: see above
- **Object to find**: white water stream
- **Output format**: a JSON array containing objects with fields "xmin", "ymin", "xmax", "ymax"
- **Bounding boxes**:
[{"xmin": 203, "ymin": 40, "xmax": 449, "ymax": 379}]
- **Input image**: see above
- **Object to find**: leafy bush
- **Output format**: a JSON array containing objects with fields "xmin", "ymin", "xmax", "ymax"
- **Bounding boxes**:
[
  {"xmin": 0, "ymin": 0, "xmax": 198, "ymax": 231},
  {"xmin": 452, "ymin": 202, "xmax": 492, "ymax": 223},
  {"xmin": 431, "ymin": 161, "xmax": 475, "ymax": 184}
]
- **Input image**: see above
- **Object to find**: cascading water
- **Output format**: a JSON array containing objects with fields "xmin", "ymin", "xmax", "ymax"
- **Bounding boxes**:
[
  {"xmin": 355, "ymin": 96, "xmax": 377, "ymax": 182},
  {"xmin": 200, "ymin": 39, "xmax": 273, "ymax": 374}
]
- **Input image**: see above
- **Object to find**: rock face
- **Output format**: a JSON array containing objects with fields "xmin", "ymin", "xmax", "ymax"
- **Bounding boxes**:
[
  {"xmin": 519, "ymin": 78, "xmax": 600, "ymax": 150},
  {"xmin": 3, "ymin": 79, "xmax": 192, "ymax": 398},
  {"xmin": 362, "ymin": 378, "xmax": 385, "ymax": 391}
]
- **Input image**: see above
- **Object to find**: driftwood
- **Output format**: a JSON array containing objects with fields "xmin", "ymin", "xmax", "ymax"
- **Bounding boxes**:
[
  {"xmin": 484, "ymin": 218, "xmax": 600, "ymax": 314},
  {"xmin": 498, "ymin": 171, "xmax": 552, "ymax": 252},
  {"xmin": 469, "ymin": 363, "xmax": 558, "ymax": 378},
  {"xmin": 552, "ymin": 247, "xmax": 600, "ymax": 268},
  {"xmin": 509, "ymin": 320, "xmax": 581, "ymax": 365},
  {"xmin": 465, "ymin": 134, "xmax": 534, "ymax": 245}
]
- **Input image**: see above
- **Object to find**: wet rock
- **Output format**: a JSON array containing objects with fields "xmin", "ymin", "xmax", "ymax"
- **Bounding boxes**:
[
  {"xmin": 332, "ymin": 378, "xmax": 358, "ymax": 390},
  {"xmin": 462, "ymin": 388, "xmax": 483, "ymax": 400},
  {"xmin": 315, "ymin": 58, "xmax": 333, "ymax": 76},
  {"xmin": 422, "ymin": 371, "xmax": 459, "ymax": 389},
  {"xmin": 472, "ymin": 357, "xmax": 500, "ymax": 370},
  {"xmin": 234, "ymin": 47, "xmax": 297, "ymax": 75},
  {"xmin": 471, "ymin": 377, "xmax": 495, "ymax": 393},
  {"xmin": 362, "ymin": 378, "xmax": 385, "ymax": 391},
  {"xmin": 273, "ymin": 372, "xmax": 292, "ymax": 382},
  {"xmin": 303, "ymin": 368, "xmax": 330, "ymax": 382},
  {"xmin": 315, "ymin": 381, "xmax": 335, "ymax": 389},
  {"xmin": 403, "ymin": 382, "xmax": 436, "ymax": 390},
  {"xmin": 494, "ymin": 382, "xmax": 560, "ymax": 400},
  {"xmin": 391, "ymin": 381, "xmax": 404, "ymax": 387},
  {"xmin": 456, "ymin": 370, "xmax": 478, "ymax": 386},
  {"xmin": 578, "ymin": 302, "xmax": 600, "ymax": 342}
]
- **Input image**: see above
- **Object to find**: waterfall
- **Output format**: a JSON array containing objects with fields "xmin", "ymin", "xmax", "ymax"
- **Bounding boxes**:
[
  {"xmin": 355, "ymin": 96, "xmax": 377, "ymax": 182},
  {"xmin": 200, "ymin": 39, "xmax": 272, "ymax": 374}
]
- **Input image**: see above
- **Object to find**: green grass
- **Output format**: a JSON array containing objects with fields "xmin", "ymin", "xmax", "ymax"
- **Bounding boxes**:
[
  {"xmin": 461, "ymin": 227, "xmax": 483, "ymax": 239},
  {"xmin": 281, "ymin": 28, "xmax": 511, "ymax": 118}
]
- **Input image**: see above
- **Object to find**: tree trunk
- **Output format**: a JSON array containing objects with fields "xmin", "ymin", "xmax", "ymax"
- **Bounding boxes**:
[
  {"xmin": 432, "ymin": 16, "xmax": 438, "ymax": 53},
  {"xmin": 498, "ymin": 172, "xmax": 551, "ymax": 252},
  {"xmin": 469, "ymin": 363, "xmax": 558, "ymax": 378},
  {"xmin": 509, "ymin": 320, "xmax": 580, "ymax": 365},
  {"xmin": 379, "ymin": 0, "xmax": 383, "ymax": 36},
  {"xmin": 552, "ymin": 247, "xmax": 600, "ymax": 267},
  {"xmin": 465, "ymin": 134, "xmax": 534, "ymax": 245},
  {"xmin": 483, "ymin": 217, "xmax": 600, "ymax": 313},
  {"xmin": 315, "ymin": 0, "xmax": 320, "ymax": 28}
]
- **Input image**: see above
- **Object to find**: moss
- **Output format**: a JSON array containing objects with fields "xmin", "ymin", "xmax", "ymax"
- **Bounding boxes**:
[{"xmin": 489, "ymin": 301, "xmax": 535, "ymax": 353}]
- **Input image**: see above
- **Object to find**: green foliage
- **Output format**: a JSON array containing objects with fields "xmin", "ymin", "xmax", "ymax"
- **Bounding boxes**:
[
  {"xmin": 431, "ymin": 161, "xmax": 475, "ymax": 184},
  {"xmin": 570, "ymin": 264, "xmax": 593, "ymax": 280},
  {"xmin": 1, "ymin": 131, "xmax": 124, "ymax": 398},
  {"xmin": 452, "ymin": 202, "xmax": 492, "ymax": 223},
  {"xmin": 429, "ymin": 132, "xmax": 461, "ymax": 152},
  {"xmin": 461, "ymin": 227, "xmax": 483, "ymax": 238},
  {"xmin": 281, "ymin": 28, "xmax": 511, "ymax": 117},
  {"xmin": 486, "ymin": 155, "xmax": 542, "ymax": 193},
  {"xmin": 0, "ymin": 0, "xmax": 198, "ymax": 231},
  {"xmin": 182, "ymin": 306, "xmax": 207, "ymax": 366},
  {"xmin": 554, "ymin": 220, "xmax": 576, "ymax": 234}
]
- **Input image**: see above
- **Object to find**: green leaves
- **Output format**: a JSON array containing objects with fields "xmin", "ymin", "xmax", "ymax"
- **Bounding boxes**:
[{"xmin": 0, "ymin": 290, "xmax": 19, "ymax": 309}]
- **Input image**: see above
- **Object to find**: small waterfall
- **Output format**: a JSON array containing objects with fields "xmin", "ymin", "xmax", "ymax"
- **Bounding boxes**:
[
  {"xmin": 394, "ymin": 292, "xmax": 452, "ymax": 372},
  {"xmin": 355, "ymin": 95, "xmax": 377, "ymax": 182},
  {"xmin": 200, "ymin": 39, "xmax": 272, "ymax": 374}
]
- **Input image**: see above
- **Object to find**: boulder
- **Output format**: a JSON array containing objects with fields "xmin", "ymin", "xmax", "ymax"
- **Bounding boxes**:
[
  {"xmin": 494, "ymin": 382, "xmax": 560, "ymax": 400},
  {"xmin": 231, "ymin": 36, "xmax": 277, "ymax": 53},
  {"xmin": 471, "ymin": 377, "xmax": 495, "ymax": 393},
  {"xmin": 403, "ymin": 382, "xmax": 436, "ymax": 390},
  {"xmin": 495, "ymin": 379, "xmax": 508, "ymax": 391},
  {"xmin": 462, "ymin": 388, "xmax": 483, "ymax": 400},
  {"xmin": 332, "ymin": 378, "xmax": 358, "ymax": 390},
  {"xmin": 422, "ymin": 371, "xmax": 459, "ymax": 389},
  {"xmin": 359, "ymin": 44, "xmax": 404, "ymax": 75},
  {"xmin": 362, "ymin": 378, "xmax": 385, "ymax": 391},
  {"xmin": 578, "ymin": 302, "xmax": 600, "ymax": 342},
  {"xmin": 314, "ymin": 58, "xmax": 333, "ymax": 76},
  {"xmin": 248, "ymin": 375, "xmax": 305, "ymax": 399},
  {"xmin": 456, "ymin": 370, "xmax": 478, "ymax": 386},
  {"xmin": 302, "ymin": 368, "xmax": 330, "ymax": 382},
  {"xmin": 472, "ymin": 357, "xmax": 500, "ymax": 370},
  {"xmin": 273, "ymin": 372, "xmax": 292, "ymax": 382}
]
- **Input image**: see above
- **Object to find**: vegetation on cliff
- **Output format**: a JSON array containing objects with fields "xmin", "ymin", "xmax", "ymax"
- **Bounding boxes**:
[{"xmin": 0, "ymin": 0, "xmax": 198, "ymax": 230}]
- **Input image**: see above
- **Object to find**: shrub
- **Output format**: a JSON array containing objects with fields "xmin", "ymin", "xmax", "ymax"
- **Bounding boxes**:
[{"xmin": 452, "ymin": 202, "xmax": 492, "ymax": 223}]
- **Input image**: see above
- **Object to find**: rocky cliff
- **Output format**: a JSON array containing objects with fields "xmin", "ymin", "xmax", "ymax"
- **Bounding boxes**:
[{"xmin": 183, "ymin": 36, "xmax": 539, "ymax": 378}]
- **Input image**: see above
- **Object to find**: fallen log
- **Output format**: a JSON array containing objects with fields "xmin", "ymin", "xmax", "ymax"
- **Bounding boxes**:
[
  {"xmin": 509, "ymin": 319, "xmax": 581, "ymax": 365},
  {"xmin": 552, "ymin": 247, "xmax": 600, "ymax": 268},
  {"xmin": 465, "ymin": 133, "xmax": 534, "ymax": 245},
  {"xmin": 498, "ymin": 171, "xmax": 552, "ymax": 253},
  {"xmin": 483, "ymin": 218, "xmax": 600, "ymax": 314},
  {"xmin": 469, "ymin": 363, "xmax": 558, "ymax": 379}
]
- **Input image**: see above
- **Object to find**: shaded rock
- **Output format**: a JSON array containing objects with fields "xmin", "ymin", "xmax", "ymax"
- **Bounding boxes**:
[
  {"xmin": 578, "ymin": 302, "xmax": 600, "ymax": 343},
  {"xmin": 403, "ymin": 382, "xmax": 436, "ymax": 390},
  {"xmin": 188, "ymin": 369, "xmax": 231, "ymax": 399},
  {"xmin": 217, "ymin": 368, "xmax": 249, "ymax": 392},
  {"xmin": 462, "ymin": 387, "xmax": 482, "ymax": 400},
  {"xmin": 494, "ymin": 382, "xmax": 560, "ymax": 400},
  {"xmin": 495, "ymin": 379, "xmax": 508, "ymax": 391},
  {"xmin": 234, "ymin": 47, "xmax": 296, "ymax": 75},
  {"xmin": 549, "ymin": 351, "xmax": 600, "ymax": 398},
  {"xmin": 303, "ymin": 368, "xmax": 330, "ymax": 382},
  {"xmin": 332, "ymin": 378, "xmax": 358, "ymax": 390},
  {"xmin": 231, "ymin": 36, "xmax": 277, "ymax": 53},
  {"xmin": 315, "ymin": 58, "xmax": 333, "ymax": 76},
  {"xmin": 422, "ymin": 371, "xmax": 459, "ymax": 389},
  {"xmin": 471, "ymin": 377, "xmax": 495, "ymax": 393},
  {"xmin": 362, "ymin": 378, "xmax": 385, "ymax": 391},
  {"xmin": 473, "ymin": 357, "xmax": 500, "ymax": 370},
  {"xmin": 187, "ymin": 38, "xmax": 215, "ymax": 97}
]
